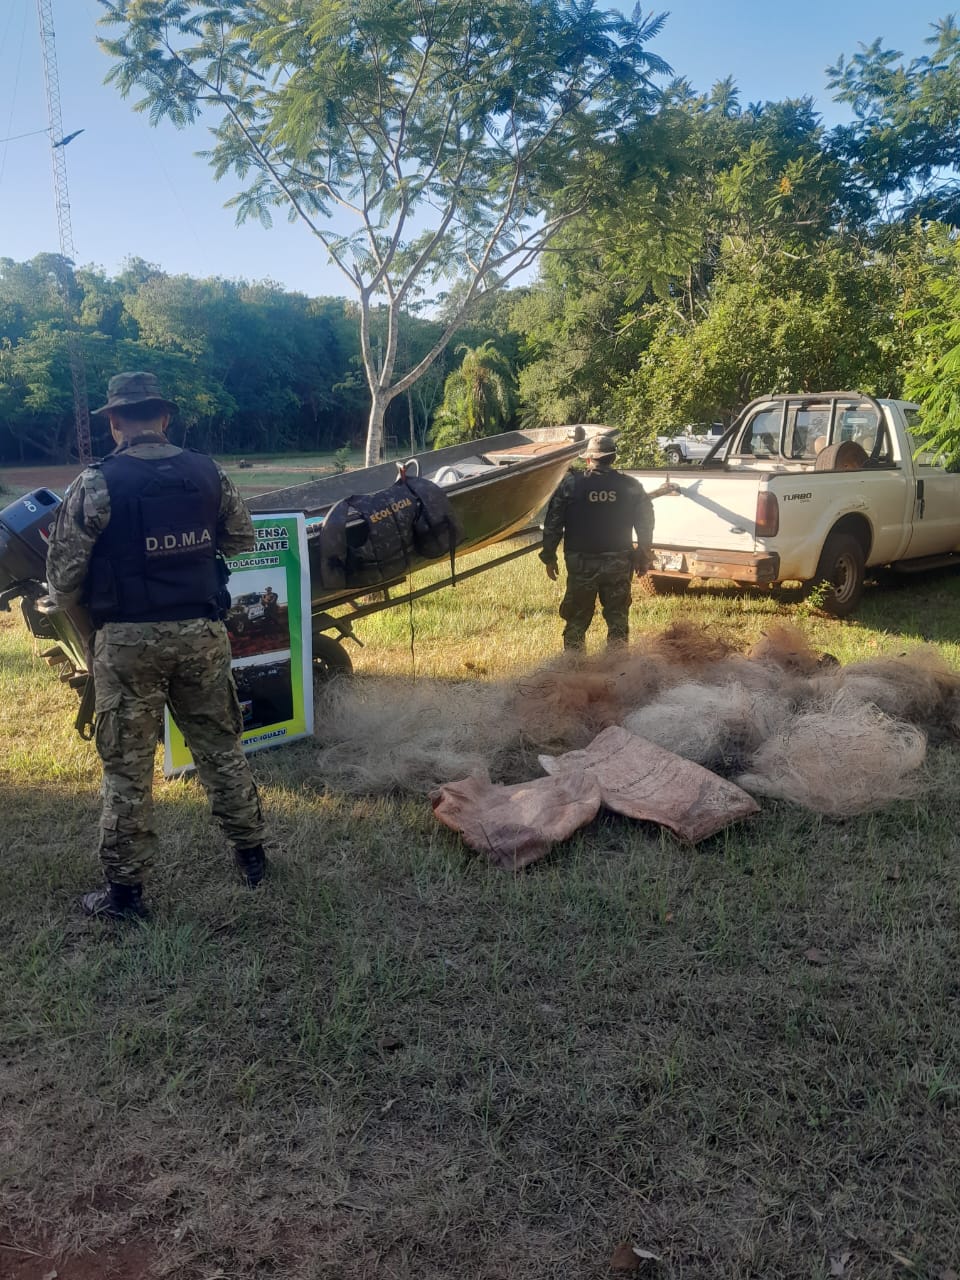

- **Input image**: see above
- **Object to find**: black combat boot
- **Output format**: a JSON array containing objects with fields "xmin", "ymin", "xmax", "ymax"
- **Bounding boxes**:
[
  {"xmin": 81, "ymin": 881, "xmax": 148, "ymax": 920},
  {"xmin": 234, "ymin": 844, "xmax": 267, "ymax": 888}
]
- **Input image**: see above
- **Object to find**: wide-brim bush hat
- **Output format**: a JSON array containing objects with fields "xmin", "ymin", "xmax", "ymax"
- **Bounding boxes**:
[
  {"xmin": 92, "ymin": 371, "xmax": 178, "ymax": 416},
  {"xmin": 582, "ymin": 431, "xmax": 618, "ymax": 459}
]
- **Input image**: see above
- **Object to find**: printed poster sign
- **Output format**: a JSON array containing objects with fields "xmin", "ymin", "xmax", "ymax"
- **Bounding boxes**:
[{"xmin": 163, "ymin": 512, "xmax": 313, "ymax": 776}]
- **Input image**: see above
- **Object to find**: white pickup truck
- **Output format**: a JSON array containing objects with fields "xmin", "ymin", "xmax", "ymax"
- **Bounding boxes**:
[
  {"xmin": 657, "ymin": 422, "xmax": 726, "ymax": 465},
  {"xmin": 629, "ymin": 392, "xmax": 960, "ymax": 616}
]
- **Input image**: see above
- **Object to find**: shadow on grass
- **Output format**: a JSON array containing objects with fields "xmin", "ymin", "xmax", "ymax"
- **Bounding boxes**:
[
  {"xmin": 6, "ymin": 603, "xmax": 960, "ymax": 1278},
  {"xmin": 648, "ymin": 563, "xmax": 960, "ymax": 641}
]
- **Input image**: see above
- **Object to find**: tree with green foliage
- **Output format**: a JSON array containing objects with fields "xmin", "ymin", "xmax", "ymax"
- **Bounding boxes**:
[
  {"xmin": 0, "ymin": 256, "xmax": 111, "ymax": 460},
  {"xmin": 512, "ymin": 87, "xmax": 865, "ymax": 434},
  {"xmin": 612, "ymin": 236, "xmax": 903, "ymax": 465},
  {"xmin": 98, "ymin": 0, "xmax": 669, "ymax": 464},
  {"xmin": 430, "ymin": 341, "xmax": 517, "ymax": 448},
  {"xmin": 510, "ymin": 227, "xmax": 666, "ymax": 430},
  {"xmin": 827, "ymin": 17, "xmax": 960, "ymax": 224},
  {"xmin": 899, "ymin": 224, "xmax": 960, "ymax": 464}
]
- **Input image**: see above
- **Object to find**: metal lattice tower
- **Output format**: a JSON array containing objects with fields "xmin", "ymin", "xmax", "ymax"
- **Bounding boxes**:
[{"xmin": 35, "ymin": 0, "xmax": 92, "ymax": 464}]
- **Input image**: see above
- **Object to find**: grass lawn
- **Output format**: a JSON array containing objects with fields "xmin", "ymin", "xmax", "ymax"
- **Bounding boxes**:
[
  {"xmin": 216, "ymin": 451, "xmax": 371, "ymax": 499},
  {"xmin": 2, "ymin": 555, "xmax": 960, "ymax": 1279}
]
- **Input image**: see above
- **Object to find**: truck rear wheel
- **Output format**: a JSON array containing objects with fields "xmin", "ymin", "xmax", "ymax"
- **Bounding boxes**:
[
  {"xmin": 813, "ymin": 533, "xmax": 865, "ymax": 617},
  {"xmin": 663, "ymin": 446, "xmax": 683, "ymax": 465}
]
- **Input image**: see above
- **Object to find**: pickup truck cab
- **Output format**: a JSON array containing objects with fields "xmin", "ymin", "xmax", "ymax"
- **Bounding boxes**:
[
  {"xmin": 628, "ymin": 392, "xmax": 960, "ymax": 616},
  {"xmin": 657, "ymin": 422, "xmax": 726, "ymax": 465}
]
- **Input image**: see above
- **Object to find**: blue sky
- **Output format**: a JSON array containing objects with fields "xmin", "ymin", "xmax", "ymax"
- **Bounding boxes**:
[{"xmin": 0, "ymin": 0, "xmax": 948, "ymax": 298}]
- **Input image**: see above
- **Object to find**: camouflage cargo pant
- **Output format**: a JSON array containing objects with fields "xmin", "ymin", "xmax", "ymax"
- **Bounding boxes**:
[
  {"xmin": 93, "ymin": 618, "xmax": 266, "ymax": 885},
  {"xmin": 559, "ymin": 550, "xmax": 635, "ymax": 650}
]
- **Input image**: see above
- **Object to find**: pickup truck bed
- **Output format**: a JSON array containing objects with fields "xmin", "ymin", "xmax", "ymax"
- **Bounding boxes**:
[{"xmin": 629, "ymin": 393, "xmax": 960, "ymax": 615}]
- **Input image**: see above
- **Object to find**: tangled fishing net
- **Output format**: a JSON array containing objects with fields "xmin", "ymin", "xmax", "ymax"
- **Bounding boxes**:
[
  {"xmin": 815, "ymin": 648, "xmax": 960, "ymax": 732},
  {"xmin": 312, "ymin": 622, "xmax": 942, "ymax": 816},
  {"xmin": 622, "ymin": 682, "xmax": 791, "ymax": 772},
  {"xmin": 309, "ymin": 675, "xmax": 511, "ymax": 794},
  {"xmin": 735, "ymin": 693, "xmax": 927, "ymax": 816}
]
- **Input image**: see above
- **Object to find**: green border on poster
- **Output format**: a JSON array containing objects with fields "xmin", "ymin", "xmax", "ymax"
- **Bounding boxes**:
[{"xmin": 163, "ymin": 513, "xmax": 313, "ymax": 776}]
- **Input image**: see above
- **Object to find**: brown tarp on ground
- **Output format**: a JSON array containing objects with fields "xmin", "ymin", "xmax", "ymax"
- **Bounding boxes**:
[
  {"xmin": 430, "ymin": 770, "xmax": 602, "ymax": 870},
  {"xmin": 540, "ymin": 725, "xmax": 760, "ymax": 843}
]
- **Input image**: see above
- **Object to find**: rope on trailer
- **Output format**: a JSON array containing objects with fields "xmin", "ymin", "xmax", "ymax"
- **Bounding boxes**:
[{"xmin": 407, "ymin": 589, "xmax": 417, "ymax": 682}]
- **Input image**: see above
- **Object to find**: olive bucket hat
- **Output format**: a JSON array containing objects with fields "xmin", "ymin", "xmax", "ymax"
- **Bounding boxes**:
[
  {"xmin": 92, "ymin": 371, "xmax": 178, "ymax": 417},
  {"xmin": 582, "ymin": 431, "xmax": 618, "ymax": 460}
]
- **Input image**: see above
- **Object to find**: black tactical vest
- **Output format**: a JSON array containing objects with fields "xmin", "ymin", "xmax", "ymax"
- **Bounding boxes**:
[
  {"xmin": 562, "ymin": 468, "xmax": 639, "ymax": 555},
  {"xmin": 86, "ymin": 448, "xmax": 222, "ymax": 625}
]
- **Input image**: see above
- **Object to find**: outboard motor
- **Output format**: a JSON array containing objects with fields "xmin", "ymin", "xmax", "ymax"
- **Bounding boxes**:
[
  {"xmin": 0, "ymin": 488, "xmax": 61, "ymax": 598},
  {"xmin": 0, "ymin": 488, "xmax": 96, "ymax": 735}
]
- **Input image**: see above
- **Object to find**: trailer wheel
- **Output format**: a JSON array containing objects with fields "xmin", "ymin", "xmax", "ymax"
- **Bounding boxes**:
[
  {"xmin": 663, "ymin": 446, "xmax": 684, "ymax": 466},
  {"xmin": 813, "ymin": 532, "xmax": 865, "ymax": 617},
  {"xmin": 313, "ymin": 634, "xmax": 354, "ymax": 679}
]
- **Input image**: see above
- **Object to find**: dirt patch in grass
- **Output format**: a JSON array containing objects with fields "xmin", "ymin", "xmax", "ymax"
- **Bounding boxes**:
[
  {"xmin": 0, "ymin": 1238, "xmax": 157, "ymax": 1279},
  {"xmin": 0, "ymin": 465, "xmax": 82, "ymax": 499},
  {"xmin": 0, "ymin": 446, "xmax": 411, "ymax": 503},
  {"xmin": 0, "ymin": 459, "xmax": 334, "ymax": 503}
]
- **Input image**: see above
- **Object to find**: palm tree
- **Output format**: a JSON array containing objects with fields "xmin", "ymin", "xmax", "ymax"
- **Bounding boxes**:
[{"xmin": 430, "ymin": 341, "xmax": 517, "ymax": 448}]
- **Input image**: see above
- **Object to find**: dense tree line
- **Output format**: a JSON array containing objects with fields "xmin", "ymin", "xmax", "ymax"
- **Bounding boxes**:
[
  {"xmin": 0, "ymin": 256, "xmax": 507, "ymax": 462},
  {"xmin": 6, "ymin": 13, "xmax": 960, "ymax": 465},
  {"xmin": 1, "ymin": 256, "xmax": 344, "ymax": 460}
]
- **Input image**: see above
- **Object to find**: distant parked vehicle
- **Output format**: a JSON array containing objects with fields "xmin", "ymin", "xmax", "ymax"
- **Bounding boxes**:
[{"xmin": 656, "ymin": 422, "xmax": 727, "ymax": 465}]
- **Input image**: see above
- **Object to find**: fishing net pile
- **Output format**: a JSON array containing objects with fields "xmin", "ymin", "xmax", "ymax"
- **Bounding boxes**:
[{"xmin": 312, "ymin": 624, "xmax": 958, "ymax": 817}]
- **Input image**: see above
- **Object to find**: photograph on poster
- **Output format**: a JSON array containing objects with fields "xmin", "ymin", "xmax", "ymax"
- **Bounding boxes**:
[
  {"xmin": 234, "ymin": 655, "xmax": 294, "ymax": 731},
  {"xmin": 165, "ymin": 513, "xmax": 313, "ymax": 775},
  {"xmin": 223, "ymin": 567, "xmax": 290, "ymax": 658}
]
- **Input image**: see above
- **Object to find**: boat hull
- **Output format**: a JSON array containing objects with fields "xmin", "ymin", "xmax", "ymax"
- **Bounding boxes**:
[{"xmin": 247, "ymin": 430, "xmax": 582, "ymax": 615}]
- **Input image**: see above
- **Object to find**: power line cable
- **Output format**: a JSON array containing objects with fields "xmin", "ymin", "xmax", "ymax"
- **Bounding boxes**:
[
  {"xmin": 0, "ymin": 125, "xmax": 48, "ymax": 143},
  {"xmin": 146, "ymin": 131, "xmax": 207, "ymax": 256},
  {"xmin": 0, "ymin": 0, "xmax": 30, "ymax": 192},
  {"xmin": 0, "ymin": 0, "xmax": 21, "ymax": 60}
]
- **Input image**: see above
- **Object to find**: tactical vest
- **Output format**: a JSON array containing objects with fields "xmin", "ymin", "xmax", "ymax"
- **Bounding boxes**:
[
  {"xmin": 562, "ymin": 468, "xmax": 639, "ymax": 555},
  {"xmin": 86, "ymin": 448, "xmax": 222, "ymax": 625}
]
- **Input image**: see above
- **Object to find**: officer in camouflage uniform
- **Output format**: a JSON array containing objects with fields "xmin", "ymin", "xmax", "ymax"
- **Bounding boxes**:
[
  {"xmin": 540, "ymin": 432, "xmax": 655, "ymax": 651},
  {"xmin": 260, "ymin": 584, "xmax": 279, "ymax": 622},
  {"xmin": 45, "ymin": 372, "xmax": 268, "ymax": 919}
]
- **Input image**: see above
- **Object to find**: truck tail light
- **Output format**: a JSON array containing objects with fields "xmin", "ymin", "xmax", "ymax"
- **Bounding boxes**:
[{"xmin": 755, "ymin": 491, "xmax": 779, "ymax": 538}]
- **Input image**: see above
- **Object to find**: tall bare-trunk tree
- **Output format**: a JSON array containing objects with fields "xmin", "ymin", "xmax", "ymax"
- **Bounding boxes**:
[{"xmin": 99, "ymin": 0, "xmax": 669, "ymax": 463}]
